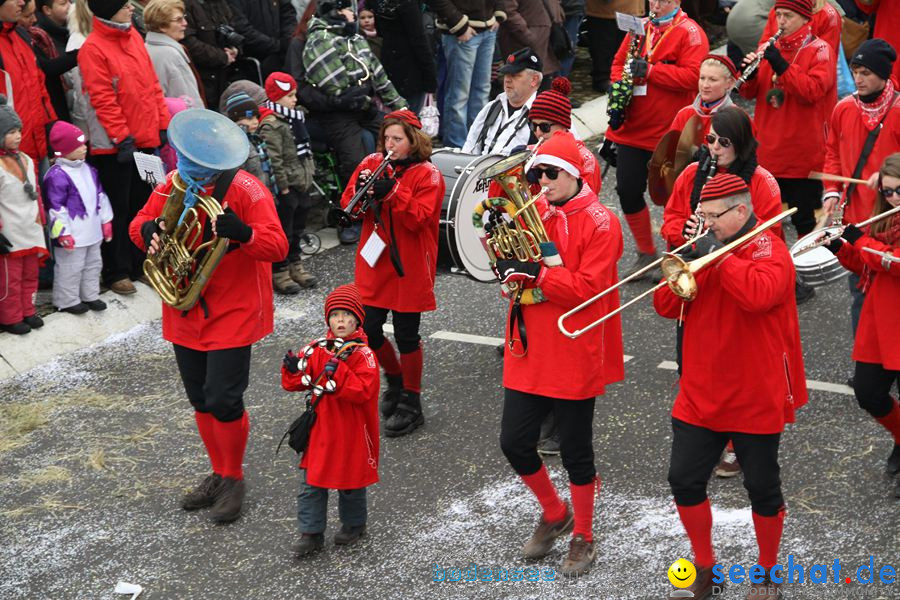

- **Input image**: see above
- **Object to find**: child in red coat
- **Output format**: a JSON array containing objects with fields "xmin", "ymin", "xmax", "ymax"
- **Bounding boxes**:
[{"xmin": 281, "ymin": 284, "xmax": 380, "ymax": 557}]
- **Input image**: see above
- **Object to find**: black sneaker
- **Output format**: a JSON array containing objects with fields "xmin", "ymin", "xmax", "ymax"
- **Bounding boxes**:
[
  {"xmin": 625, "ymin": 252, "xmax": 659, "ymax": 282},
  {"xmin": 495, "ymin": 343, "xmax": 505, "ymax": 358},
  {"xmin": 384, "ymin": 390, "xmax": 424, "ymax": 437},
  {"xmin": 894, "ymin": 476, "xmax": 900, "ymax": 499},
  {"xmin": 338, "ymin": 222, "xmax": 362, "ymax": 245},
  {"xmin": 380, "ymin": 374, "xmax": 403, "ymax": 419},
  {"xmin": 537, "ymin": 434, "xmax": 561, "ymax": 456},
  {"xmin": 23, "ymin": 314, "xmax": 44, "ymax": 328},
  {"xmin": 85, "ymin": 299, "xmax": 107, "ymax": 311},
  {"xmin": 180, "ymin": 473, "xmax": 224, "ymax": 511},
  {"xmin": 795, "ymin": 280, "xmax": 816, "ymax": 305},
  {"xmin": 292, "ymin": 533, "xmax": 324, "ymax": 557},
  {"xmin": 887, "ymin": 445, "xmax": 900, "ymax": 476},
  {"xmin": 210, "ymin": 477, "xmax": 245, "ymax": 523},
  {"xmin": 1, "ymin": 321, "xmax": 30, "ymax": 335},
  {"xmin": 59, "ymin": 302, "xmax": 89, "ymax": 315},
  {"xmin": 333, "ymin": 524, "xmax": 366, "ymax": 545}
]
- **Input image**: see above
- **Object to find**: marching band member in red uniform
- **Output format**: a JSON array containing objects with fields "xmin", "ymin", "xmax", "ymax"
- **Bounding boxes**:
[
  {"xmin": 494, "ymin": 131, "xmax": 623, "ymax": 577},
  {"xmin": 340, "ymin": 109, "xmax": 445, "ymax": 438},
  {"xmin": 739, "ymin": 0, "xmax": 836, "ymax": 240},
  {"xmin": 759, "ymin": 0, "xmax": 842, "ymax": 57},
  {"xmin": 130, "ymin": 110, "xmax": 288, "ymax": 523},
  {"xmin": 605, "ymin": 0, "xmax": 708, "ymax": 277},
  {"xmin": 826, "ymin": 153, "xmax": 900, "ymax": 499},
  {"xmin": 667, "ymin": 55, "xmax": 739, "ymax": 141},
  {"xmin": 655, "ymin": 174, "xmax": 807, "ymax": 600},
  {"xmin": 855, "ymin": 0, "xmax": 900, "ymax": 85},
  {"xmin": 822, "ymin": 39, "xmax": 900, "ymax": 336}
]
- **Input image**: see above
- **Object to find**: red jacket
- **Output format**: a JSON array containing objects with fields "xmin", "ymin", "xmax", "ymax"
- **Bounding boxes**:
[
  {"xmin": 605, "ymin": 12, "xmax": 709, "ymax": 151},
  {"xmin": 129, "ymin": 170, "xmax": 288, "ymax": 350},
  {"xmin": 653, "ymin": 227, "xmax": 808, "ymax": 434},
  {"xmin": 0, "ymin": 23, "xmax": 56, "ymax": 163},
  {"xmin": 834, "ymin": 231, "xmax": 900, "ymax": 370},
  {"xmin": 503, "ymin": 184, "xmax": 624, "ymax": 399},
  {"xmin": 661, "ymin": 162, "xmax": 783, "ymax": 248},
  {"xmin": 281, "ymin": 329, "xmax": 380, "ymax": 489},
  {"xmin": 740, "ymin": 31, "xmax": 835, "ymax": 179},
  {"xmin": 856, "ymin": 0, "xmax": 900, "ymax": 85},
  {"xmin": 78, "ymin": 18, "xmax": 170, "ymax": 154},
  {"xmin": 823, "ymin": 93, "xmax": 900, "ymax": 224},
  {"xmin": 341, "ymin": 153, "xmax": 445, "ymax": 312}
]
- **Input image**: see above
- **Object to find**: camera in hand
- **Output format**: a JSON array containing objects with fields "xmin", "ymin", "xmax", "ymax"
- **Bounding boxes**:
[{"xmin": 216, "ymin": 25, "xmax": 245, "ymax": 48}]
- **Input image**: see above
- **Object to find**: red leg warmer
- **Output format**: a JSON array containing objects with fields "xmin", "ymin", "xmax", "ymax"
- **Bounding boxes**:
[
  {"xmin": 676, "ymin": 499, "xmax": 716, "ymax": 568},
  {"xmin": 520, "ymin": 465, "xmax": 566, "ymax": 522},
  {"xmin": 213, "ymin": 411, "xmax": 249, "ymax": 480}
]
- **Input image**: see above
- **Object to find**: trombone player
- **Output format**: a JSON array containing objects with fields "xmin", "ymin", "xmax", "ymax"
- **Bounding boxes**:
[
  {"xmin": 129, "ymin": 109, "xmax": 288, "ymax": 523},
  {"xmin": 495, "ymin": 131, "xmax": 623, "ymax": 577},
  {"xmin": 654, "ymin": 173, "xmax": 807, "ymax": 600}
]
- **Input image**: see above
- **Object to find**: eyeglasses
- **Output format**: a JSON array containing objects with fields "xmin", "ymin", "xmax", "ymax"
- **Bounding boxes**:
[
  {"xmin": 697, "ymin": 204, "xmax": 739, "ymax": 221},
  {"xmin": 170, "ymin": 15, "xmax": 187, "ymax": 23},
  {"xmin": 529, "ymin": 121, "xmax": 554, "ymax": 133},
  {"xmin": 879, "ymin": 186, "xmax": 900, "ymax": 198},
  {"xmin": 705, "ymin": 133, "xmax": 732, "ymax": 148},
  {"xmin": 528, "ymin": 167, "xmax": 561, "ymax": 180}
]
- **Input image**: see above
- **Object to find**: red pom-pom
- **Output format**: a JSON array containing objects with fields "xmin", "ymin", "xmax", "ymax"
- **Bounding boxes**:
[{"xmin": 551, "ymin": 76, "xmax": 572, "ymax": 97}]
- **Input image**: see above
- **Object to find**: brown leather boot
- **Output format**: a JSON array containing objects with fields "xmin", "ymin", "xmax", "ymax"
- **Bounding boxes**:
[
  {"xmin": 210, "ymin": 477, "xmax": 245, "ymax": 523},
  {"xmin": 288, "ymin": 260, "xmax": 317, "ymax": 288},
  {"xmin": 273, "ymin": 269, "xmax": 301, "ymax": 295},
  {"xmin": 560, "ymin": 534, "xmax": 595, "ymax": 577},
  {"xmin": 668, "ymin": 566, "xmax": 723, "ymax": 600},
  {"xmin": 522, "ymin": 503, "xmax": 574, "ymax": 559},
  {"xmin": 746, "ymin": 575, "xmax": 782, "ymax": 599},
  {"xmin": 180, "ymin": 473, "xmax": 223, "ymax": 511}
]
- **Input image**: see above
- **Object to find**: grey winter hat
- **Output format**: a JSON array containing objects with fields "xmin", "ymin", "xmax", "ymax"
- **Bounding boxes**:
[
  {"xmin": 218, "ymin": 80, "xmax": 267, "ymax": 113},
  {"xmin": 0, "ymin": 95, "xmax": 22, "ymax": 139}
]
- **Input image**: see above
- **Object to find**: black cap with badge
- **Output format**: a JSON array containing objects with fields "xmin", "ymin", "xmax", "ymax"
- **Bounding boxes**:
[{"xmin": 498, "ymin": 48, "xmax": 543, "ymax": 75}]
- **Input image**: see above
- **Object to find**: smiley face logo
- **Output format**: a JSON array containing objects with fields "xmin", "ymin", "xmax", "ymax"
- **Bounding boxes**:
[{"xmin": 667, "ymin": 558, "xmax": 697, "ymax": 588}]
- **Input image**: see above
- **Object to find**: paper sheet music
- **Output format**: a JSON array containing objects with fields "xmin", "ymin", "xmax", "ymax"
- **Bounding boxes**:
[
  {"xmin": 133, "ymin": 153, "xmax": 166, "ymax": 186},
  {"xmin": 616, "ymin": 12, "xmax": 644, "ymax": 35},
  {"xmin": 360, "ymin": 229, "xmax": 386, "ymax": 268}
]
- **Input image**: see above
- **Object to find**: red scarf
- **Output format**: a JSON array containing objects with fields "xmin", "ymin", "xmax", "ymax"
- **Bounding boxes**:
[
  {"xmin": 872, "ymin": 212, "xmax": 900, "ymax": 246},
  {"xmin": 856, "ymin": 80, "xmax": 897, "ymax": 131},
  {"xmin": 775, "ymin": 24, "xmax": 812, "ymax": 60}
]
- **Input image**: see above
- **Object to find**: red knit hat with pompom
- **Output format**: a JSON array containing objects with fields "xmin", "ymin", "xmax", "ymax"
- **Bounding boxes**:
[{"xmin": 529, "ymin": 77, "xmax": 572, "ymax": 130}]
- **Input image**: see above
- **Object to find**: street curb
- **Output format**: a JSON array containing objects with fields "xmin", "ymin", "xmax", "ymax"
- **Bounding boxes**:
[{"xmin": 571, "ymin": 94, "xmax": 610, "ymax": 141}]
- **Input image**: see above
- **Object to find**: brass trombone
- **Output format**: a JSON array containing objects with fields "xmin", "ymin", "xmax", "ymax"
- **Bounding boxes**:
[{"xmin": 558, "ymin": 208, "xmax": 797, "ymax": 338}]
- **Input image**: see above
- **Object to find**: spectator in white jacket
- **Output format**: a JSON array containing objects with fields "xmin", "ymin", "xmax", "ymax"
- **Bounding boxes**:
[{"xmin": 144, "ymin": 0, "xmax": 204, "ymax": 107}]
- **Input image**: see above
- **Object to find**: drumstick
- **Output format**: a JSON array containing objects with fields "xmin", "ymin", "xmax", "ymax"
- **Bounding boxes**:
[{"xmin": 808, "ymin": 171, "xmax": 870, "ymax": 185}]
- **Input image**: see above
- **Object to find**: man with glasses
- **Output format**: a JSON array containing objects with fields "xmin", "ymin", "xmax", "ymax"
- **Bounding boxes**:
[
  {"xmin": 739, "ymin": 0, "xmax": 835, "ymax": 240},
  {"xmin": 494, "ymin": 131, "xmax": 624, "ymax": 577},
  {"xmin": 462, "ymin": 47, "xmax": 542, "ymax": 155},
  {"xmin": 655, "ymin": 172, "xmax": 807, "ymax": 600},
  {"xmin": 822, "ymin": 38, "xmax": 899, "ymax": 338}
]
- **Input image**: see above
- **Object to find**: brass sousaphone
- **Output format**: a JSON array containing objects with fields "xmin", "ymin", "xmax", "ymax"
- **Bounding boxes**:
[{"xmin": 648, "ymin": 115, "xmax": 705, "ymax": 206}]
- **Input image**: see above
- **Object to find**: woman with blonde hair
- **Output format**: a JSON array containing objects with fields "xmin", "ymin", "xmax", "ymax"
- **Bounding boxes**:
[{"xmin": 143, "ymin": 0, "xmax": 204, "ymax": 106}]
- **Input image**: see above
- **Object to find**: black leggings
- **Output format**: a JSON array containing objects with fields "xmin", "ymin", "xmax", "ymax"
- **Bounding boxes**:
[
  {"xmin": 614, "ymin": 143, "xmax": 653, "ymax": 215},
  {"xmin": 500, "ymin": 388, "xmax": 596, "ymax": 485},
  {"xmin": 273, "ymin": 188, "xmax": 310, "ymax": 270},
  {"xmin": 775, "ymin": 177, "xmax": 822, "ymax": 237},
  {"xmin": 363, "ymin": 305, "xmax": 421, "ymax": 354},
  {"xmin": 173, "ymin": 344, "xmax": 251, "ymax": 422},
  {"xmin": 668, "ymin": 418, "xmax": 784, "ymax": 516},
  {"xmin": 854, "ymin": 361, "xmax": 900, "ymax": 419}
]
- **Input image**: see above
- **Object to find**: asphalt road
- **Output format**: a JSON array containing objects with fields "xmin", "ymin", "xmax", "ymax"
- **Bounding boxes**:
[{"xmin": 1, "ymin": 176, "xmax": 897, "ymax": 600}]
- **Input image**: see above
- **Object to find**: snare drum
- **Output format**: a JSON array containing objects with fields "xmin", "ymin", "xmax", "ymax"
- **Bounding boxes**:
[
  {"xmin": 790, "ymin": 226, "xmax": 848, "ymax": 287},
  {"xmin": 431, "ymin": 149, "xmax": 503, "ymax": 282}
]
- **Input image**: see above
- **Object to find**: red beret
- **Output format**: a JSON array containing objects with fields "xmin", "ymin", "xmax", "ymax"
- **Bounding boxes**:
[{"xmin": 384, "ymin": 109, "xmax": 422, "ymax": 130}]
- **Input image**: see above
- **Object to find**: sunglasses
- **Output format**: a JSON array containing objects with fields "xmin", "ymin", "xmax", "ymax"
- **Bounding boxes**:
[
  {"xmin": 528, "ymin": 167, "xmax": 561, "ymax": 180},
  {"xmin": 879, "ymin": 186, "xmax": 900, "ymax": 198},
  {"xmin": 530, "ymin": 121, "xmax": 554, "ymax": 133},
  {"xmin": 705, "ymin": 133, "xmax": 732, "ymax": 148}
]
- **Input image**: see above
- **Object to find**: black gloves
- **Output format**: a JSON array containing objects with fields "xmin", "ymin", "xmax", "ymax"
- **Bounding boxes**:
[
  {"xmin": 495, "ymin": 259, "xmax": 542, "ymax": 285},
  {"xmin": 215, "ymin": 207, "xmax": 253, "ymax": 243},
  {"xmin": 630, "ymin": 57, "xmax": 649, "ymax": 80},
  {"xmin": 283, "ymin": 350, "xmax": 300, "ymax": 373},
  {"xmin": 825, "ymin": 237, "xmax": 844, "ymax": 254},
  {"xmin": 763, "ymin": 44, "xmax": 789, "ymax": 76},
  {"xmin": 159, "ymin": 130, "xmax": 168, "ymax": 147},
  {"xmin": 0, "ymin": 231, "xmax": 11, "ymax": 254},
  {"xmin": 372, "ymin": 178, "xmax": 396, "ymax": 200},
  {"xmin": 116, "ymin": 136, "xmax": 137, "ymax": 165},
  {"xmin": 841, "ymin": 224, "xmax": 863, "ymax": 245},
  {"xmin": 335, "ymin": 86, "xmax": 371, "ymax": 111},
  {"xmin": 140, "ymin": 219, "xmax": 162, "ymax": 250},
  {"xmin": 691, "ymin": 234, "xmax": 723, "ymax": 258}
]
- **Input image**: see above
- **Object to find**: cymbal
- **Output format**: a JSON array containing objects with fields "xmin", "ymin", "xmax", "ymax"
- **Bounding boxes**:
[
  {"xmin": 648, "ymin": 129, "xmax": 680, "ymax": 206},
  {"xmin": 674, "ymin": 115, "xmax": 705, "ymax": 175}
]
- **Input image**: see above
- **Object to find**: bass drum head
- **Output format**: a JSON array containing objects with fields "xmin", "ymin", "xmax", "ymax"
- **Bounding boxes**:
[
  {"xmin": 432, "ymin": 149, "xmax": 503, "ymax": 282},
  {"xmin": 790, "ymin": 227, "xmax": 849, "ymax": 287}
]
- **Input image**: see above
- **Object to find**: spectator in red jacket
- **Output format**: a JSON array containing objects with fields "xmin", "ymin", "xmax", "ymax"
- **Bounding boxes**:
[
  {"xmin": 0, "ymin": 0, "xmax": 58, "ymax": 164},
  {"xmin": 281, "ymin": 284, "xmax": 380, "ymax": 556},
  {"xmin": 80, "ymin": 0, "xmax": 170, "ymax": 295},
  {"xmin": 339, "ymin": 109, "xmax": 445, "ymax": 438},
  {"xmin": 130, "ymin": 109, "xmax": 288, "ymax": 524}
]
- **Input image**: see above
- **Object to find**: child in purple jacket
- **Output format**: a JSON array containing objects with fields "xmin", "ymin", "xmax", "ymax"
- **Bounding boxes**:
[{"xmin": 43, "ymin": 121, "xmax": 113, "ymax": 314}]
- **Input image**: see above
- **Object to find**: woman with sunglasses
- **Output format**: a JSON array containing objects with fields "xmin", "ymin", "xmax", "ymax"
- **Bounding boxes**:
[
  {"xmin": 667, "ymin": 55, "xmax": 738, "ymax": 142},
  {"xmin": 825, "ymin": 153, "xmax": 900, "ymax": 499},
  {"xmin": 603, "ymin": 0, "xmax": 708, "ymax": 277},
  {"xmin": 339, "ymin": 109, "xmax": 445, "ymax": 438}
]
